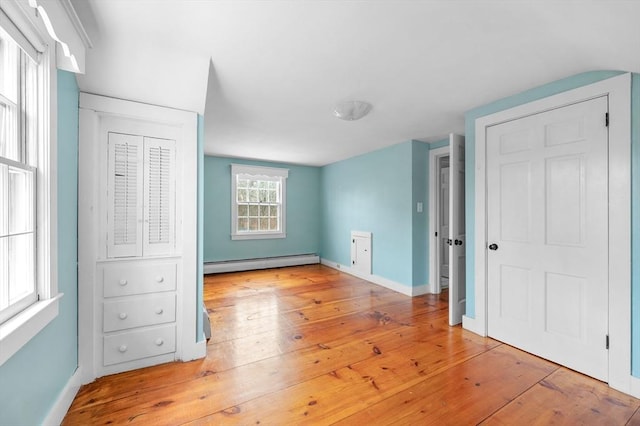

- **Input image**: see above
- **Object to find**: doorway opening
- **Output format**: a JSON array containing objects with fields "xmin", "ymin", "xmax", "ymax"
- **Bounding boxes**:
[{"xmin": 428, "ymin": 146, "xmax": 450, "ymax": 297}]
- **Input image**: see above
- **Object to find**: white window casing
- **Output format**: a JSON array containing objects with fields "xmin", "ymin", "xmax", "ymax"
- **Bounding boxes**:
[
  {"xmin": 0, "ymin": 0, "xmax": 60, "ymax": 367},
  {"xmin": 230, "ymin": 164, "xmax": 288, "ymax": 240}
]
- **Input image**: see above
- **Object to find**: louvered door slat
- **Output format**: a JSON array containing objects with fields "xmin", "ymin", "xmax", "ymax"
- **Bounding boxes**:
[
  {"xmin": 107, "ymin": 133, "xmax": 143, "ymax": 258},
  {"xmin": 143, "ymin": 137, "xmax": 176, "ymax": 256}
]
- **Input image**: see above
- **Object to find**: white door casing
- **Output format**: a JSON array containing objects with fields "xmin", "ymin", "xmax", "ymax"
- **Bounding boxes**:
[
  {"xmin": 467, "ymin": 73, "xmax": 631, "ymax": 394},
  {"xmin": 486, "ymin": 96, "xmax": 608, "ymax": 380},
  {"xmin": 449, "ymin": 133, "xmax": 466, "ymax": 326},
  {"xmin": 428, "ymin": 146, "xmax": 450, "ymax": 295},
  {"xmin": 440, "ymin": 164, "xmax": 450, "ymax": 286}
]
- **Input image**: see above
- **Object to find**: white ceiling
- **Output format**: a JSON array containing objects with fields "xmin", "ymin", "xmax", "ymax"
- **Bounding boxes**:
[{"xmin": 73, "ymin": 0, "xmax": 640, "ymax": 166}]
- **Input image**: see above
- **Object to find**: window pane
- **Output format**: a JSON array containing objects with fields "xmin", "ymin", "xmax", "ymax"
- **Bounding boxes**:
[
  {"xmin": 249, "ymin": 189, "xmax": 258, "ymax": 202},
  {"xmin": 237, "ymin": 178, "xmax": 248, "ymax": 188},
  {"xmin": 271, "ymin": 205, "xmax": 279, "ymax": 218},
  {"xmin": 237, "ymin": 188, "xmax": 247, "ymax": 202},
  {"xmin": 249, "ymin": 218, "xmax": 258, "ymax": 231},
  {"xmin": 237, "ymin": 204, "xmax": 248, "ymax": 217},
  {"xmin": 269, "ymin": 218, "xmax": 278, "ymax": 230},
  {"xmin": 0, "ymin": 38, "xmax": 18, "ymax": 103},
  {"xmin": 0, "ymin": 237, "xmax": 7, "ymax": 309},
  {"xmin": 0, "ymin": 163, "xmax": 6, "ymax": 235},
  {"xmin": 268, "ymin": 190, "xmax": 277, "ymax": 202},
  {"xmin": 259, "ymin": 218, "xmax": 268, "ymax": 231},
  {"xmin": 23, "ymin": 53, "xmax": 38, "ymax": 167},
  {"xmin": 259, "ymin": 205, "xmax": 269, "ymax": 217},
  {"xmin": 0, "ymin": 101, "xmax": 19, "ymax": 162},
  {"xmin": 8, "ymin": 166, "xmax": 34, "ymax": 234},
  {"xmin": 8, "ymin": 233, "xmax": 34, "ymax": 304},
  {"xmin": 237, "ymin": 217, "xmax": 248, "ymax": 231},
  {"xmin": 248, "ymin": 205, "xmax": 259, "ymax": 216}
]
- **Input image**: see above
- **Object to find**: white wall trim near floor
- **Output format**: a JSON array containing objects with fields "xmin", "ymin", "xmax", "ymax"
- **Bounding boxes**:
[
  {"xmin": 628, "ymin": 376, "xmax": 640, "ymax": 399},
  {"xmin": 204, "ymin": 254, "xmax": 320, "ymax": 274},
  {"xmin": 43, "ymin": 366, "xmax": 83, "ymax": 426},
  {"xmin": 320, "ymin": 258, "xmax": 428, "ymax": 297}
]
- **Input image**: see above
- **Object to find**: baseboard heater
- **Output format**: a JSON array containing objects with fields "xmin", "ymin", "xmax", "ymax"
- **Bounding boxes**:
[{"xmin": 204, "ymin": 254, "xmax": 320, "ymax": 274}]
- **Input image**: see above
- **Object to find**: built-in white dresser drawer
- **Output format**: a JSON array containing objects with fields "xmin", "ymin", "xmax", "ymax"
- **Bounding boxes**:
[
  {"xmin": 103, "ymin": 324, "xmax": 176, "ymax": 366},
  {"xmin": 103, "ymin": 262, "xmax": 176, "ymax": 298},
  {"xmin": 103, "ymin": 293, "xmax": 176, "ymax": 332}
]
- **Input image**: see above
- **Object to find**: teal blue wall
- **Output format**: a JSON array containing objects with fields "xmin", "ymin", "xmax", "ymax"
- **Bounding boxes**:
[
  {"xmin": 412, "ymin": 141, "xmax": 429, "ymax": 286},
  {"xmin": 203, "ymin": 156, "xmax": 321, "ymax": 262},
  {"xmin": 320, "ymin": 141, "xmax": 415, "ymax": 287},
  {"xmin": 462, "ymin": 71, "xmax": 640, "ymax": 375},
  {"xmin": 196, "ymin": 116, "xmax": 204, "ymax": 341},
  {"xmin": 429, "ymin": 138, "xmax": 450, "ymax": 150},
  {"xmin": 0, "ymin": 70, "xmax": 79, "ymax": 424}
]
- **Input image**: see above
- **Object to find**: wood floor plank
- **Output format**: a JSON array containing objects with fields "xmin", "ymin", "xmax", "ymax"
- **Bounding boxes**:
[
  {"xmin": 481, "ymin": 367, "xmax": 640, "ymax": 426},
  {"xmin": 185, "ymin": 325, "xmax": 498, "ymax": 425},
  {"xmin": 63, "ymin": 265, "xmax": 640, "ymax": 426},
  {"xmin": 333, "ymin": 344, "xmax": 558, "ymax": 426},
  {"xmin": 65, "ymin": 305, "xmax": 451, "ymax": 423}
]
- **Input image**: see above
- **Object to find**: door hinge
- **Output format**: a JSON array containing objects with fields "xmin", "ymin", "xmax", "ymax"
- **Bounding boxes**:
[
  {"xmin": 605, "ymin": 112, "xmax": 609, "ymax": 127},
  {"xmin": 606, "ymin": 334, "xmax": 609, "ymax": 350}
]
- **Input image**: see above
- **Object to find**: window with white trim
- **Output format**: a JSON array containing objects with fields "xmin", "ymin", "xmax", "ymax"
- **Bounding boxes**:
[
  {"xmin": 231, "ymin": 164, "xmax": 288, "ymax": 240},
  {"xmin": 0, "ymin": 5, "xmax": 59, "ymax": 367},
  {"xmin": 0, "ymin": 28, "xmax": 38, "ymax": 325}
]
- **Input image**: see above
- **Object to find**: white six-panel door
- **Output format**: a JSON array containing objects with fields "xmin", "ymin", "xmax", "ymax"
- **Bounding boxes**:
[{"xmin": 486, "ymin": 96, "xmax": 609, "ymax": 380}]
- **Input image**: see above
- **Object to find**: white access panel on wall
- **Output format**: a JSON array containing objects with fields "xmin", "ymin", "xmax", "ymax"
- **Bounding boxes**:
[{"xmin": 351, "ymin": 231, "xmax": 372, "ymax": 275}]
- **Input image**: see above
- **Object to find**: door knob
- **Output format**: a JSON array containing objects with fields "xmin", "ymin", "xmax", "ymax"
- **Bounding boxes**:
[
  {"xmin": 489, "ymin": 243, "xmax": 498, "ymax": 251},
  {"xmin": 454, "ymin": 239, "xmax": 463, "ymax": 246}
]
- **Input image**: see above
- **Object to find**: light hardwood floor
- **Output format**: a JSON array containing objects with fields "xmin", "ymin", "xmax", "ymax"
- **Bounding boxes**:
[{"xmin": 64, "ymin": 265, "xmax": 640, "ymax": 425}]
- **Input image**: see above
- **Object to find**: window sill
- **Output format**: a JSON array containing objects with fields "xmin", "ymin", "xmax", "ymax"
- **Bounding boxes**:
[
  {"xmin": 231, "ymin": 232, "xmax": 286, "ymax": 241},
  {"xmin": 0, "ymin": 293, "xmax": 63, "ymax": 366}
]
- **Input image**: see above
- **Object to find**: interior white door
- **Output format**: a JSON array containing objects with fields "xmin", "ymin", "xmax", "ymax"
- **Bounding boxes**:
[
  {"xmin": 486, "ymin": 96, "xmax": 608, "ymax": 381},
  {"xmin": 439, "ymin": 164, "xmax": 450, "ymax": 288},
  {"xmin": 448, "ymin": 134, "xmax": 465, "ymax": 326}
]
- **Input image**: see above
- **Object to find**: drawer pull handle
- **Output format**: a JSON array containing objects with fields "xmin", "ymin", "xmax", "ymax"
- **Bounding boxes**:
[
  {"xmin": 155, "ymin": 276, "xmax": 164, "ymax": 283},
  {"xmin": 155, "ymin": 308, "xmax": 164, "ymax": 315},
  {"xmin": 119, "ymin": 279, "xmax": 128, "ymax": 286},
  {"xmin": 119, "ymin": 312, "xmax": 128, "ymax": 320},
  {"xmin": 119, "ymin": 345, "xmax": 127, "ymax": 353},
  {"xmin": 155, "ymin": 338, "xmax": 164, "ymax": 346}
]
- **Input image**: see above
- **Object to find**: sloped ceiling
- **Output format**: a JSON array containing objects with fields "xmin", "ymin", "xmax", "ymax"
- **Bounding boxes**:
[{"xmin": 73, "ymin": 0, "xmax": 640, "ymax": 166}]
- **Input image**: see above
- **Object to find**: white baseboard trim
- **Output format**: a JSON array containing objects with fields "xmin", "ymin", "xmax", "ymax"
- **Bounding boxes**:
[
  {"xmin": 181, "ymin": 339, "xmax": 207, "ymax": 362},
  {"xmin": 412, "ymin": 283, "xmax": 430, "ymax": 296},
  {"xmin": 320, "ymin": 258, "xmax": 423, "ymax": 297},
  {"xmin": 204, "ymin": 254, "xmax": 320, "ymax": 274},
  {"xmin": 462, "ymin": 315, "xmax": 486, "ymax": 337},
  {"xmin": 43, "ymin": 366, "xmax": 83, "ymax": 426},
  {"xmin": 624, "ymin": 375, "xmax": 640, "ymax": 399}
]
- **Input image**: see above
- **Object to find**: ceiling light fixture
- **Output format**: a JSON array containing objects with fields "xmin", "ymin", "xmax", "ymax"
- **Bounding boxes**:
[{"xmin": 333, "ymin": 100, "xmax": 372, "ymax": 121}]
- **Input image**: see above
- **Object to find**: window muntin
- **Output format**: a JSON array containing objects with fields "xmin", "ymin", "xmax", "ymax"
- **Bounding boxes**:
[
  {"xmin": 0, "ymin": 32, "xmax": 38, "ymax": 324},
  {"xmin": 231, "ymin": 164, "xmax": 288, "ymax": 240}
]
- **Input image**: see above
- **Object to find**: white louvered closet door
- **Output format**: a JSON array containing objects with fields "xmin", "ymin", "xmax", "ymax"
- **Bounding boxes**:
[
  {"xmin": 143, "ymin": 137, "xmax": 176, "ymax": 256},
  {"xmin": 107, "ymin": 133, "xmax": 144, "ymax": 258}
]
